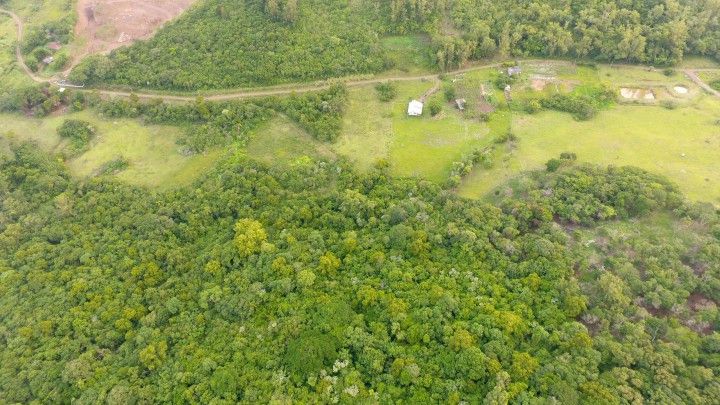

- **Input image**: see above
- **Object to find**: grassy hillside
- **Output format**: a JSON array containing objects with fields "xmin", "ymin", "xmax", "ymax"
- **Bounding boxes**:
[
  {"xmin": 0, "ymin": 111, "xmax": 221, "ymax": 189},
  {"xmin": 458, "ymin": 98, "xmax": 720, "ymax": 203}
]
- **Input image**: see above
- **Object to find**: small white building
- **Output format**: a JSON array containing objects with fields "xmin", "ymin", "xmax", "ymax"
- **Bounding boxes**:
[{"xmin": 407, "ymin": 100, "xmax": 424, "ymax": 116}]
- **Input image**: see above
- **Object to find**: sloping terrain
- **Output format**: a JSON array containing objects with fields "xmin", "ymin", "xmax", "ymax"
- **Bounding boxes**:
[{"xmin": 74, "ymin": 0, "xmax": 197, "ymax": 57}]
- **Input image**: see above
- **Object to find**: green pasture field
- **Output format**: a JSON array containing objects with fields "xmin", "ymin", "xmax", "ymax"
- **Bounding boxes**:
[
  {"xmin": 457, "ymin": 96, "xmax": 720, "ymax": 203},
  {"xmin": 336, "ymin": 80, "xmax": 489, "ymax": 182},
  {"xmin": 0, "ymin": 111, "xmax": 221, "ymax": 189},
  {"xmin": 246, "ymin": 115, "xmax": 336, "ymax": 166}
]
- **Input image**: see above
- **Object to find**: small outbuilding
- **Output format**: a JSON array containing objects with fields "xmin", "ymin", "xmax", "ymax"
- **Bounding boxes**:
[
  {"xmin": 42, "ymin": 56, "xmax": 55, "ymax": 65},
  {"xmin": 407, "ymin": 100, "xmax": 424, "ymax": 116},
  {"xmin": 507, "ymin": 66, "xmax": 522, "ymax": 76},
  {"xmin": 455, "ymin": 99, "xmax": 467, "ymax": 111},
  {"xmin": 48, "ymin": 42, "xmax": 62, "ymax": 51}
]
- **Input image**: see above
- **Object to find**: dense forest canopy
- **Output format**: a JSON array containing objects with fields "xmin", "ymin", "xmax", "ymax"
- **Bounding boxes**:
[
  {"xmin": 1, "ymin": 140, "xmax": 718, "ymax": 403},
  {"xmin": 70, "ymin": 0, "xmax": 720, "ymax": 90}
]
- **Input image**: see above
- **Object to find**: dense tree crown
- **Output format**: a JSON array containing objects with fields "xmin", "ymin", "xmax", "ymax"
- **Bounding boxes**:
[
  {"xmin": 70, "ymin": 0, "xmax": 720, "ymax": 90},
  {"xmin": 1, "ymin": 141, "xmax": 718, "ymax": 403}
]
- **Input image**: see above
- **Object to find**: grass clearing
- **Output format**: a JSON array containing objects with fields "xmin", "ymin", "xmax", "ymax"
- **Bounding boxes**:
[
  {"xmin": 337, "ymin": 80, "xmax": 490, "ymax": 181},
  {"xmin": 246, "ymin": 115, "xmax": 335, "ymax": 166},
  {"xmin": 457, "ymin": 97, "xmax": 720, "ymax": 203},
  {"xmin": 0, "ymin": 14, "xmax": 34, "ymax": 90},
  {"xmin": 0, "ymin": 111, "xmax": 220, "ymax": 189},
  {"xmin": 390, "ymin": 103, "xmax": 488, "ymax": 181},
  {"xmin": 381, "ymin": 35, "xmax": 435, "ymax": 74}
]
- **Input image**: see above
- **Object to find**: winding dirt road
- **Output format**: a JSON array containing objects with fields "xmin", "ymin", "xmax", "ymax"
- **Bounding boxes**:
[
  {"xmin": 685, "ymin": 70, "xmax": 720, "ymax": 98},
  {"xmin": 0, "ymin": 9, "xmax": 51, "ymax": 83},
  {"xmin": 3, "ymin": 7, "xmax": 720, "ymax": 102}
]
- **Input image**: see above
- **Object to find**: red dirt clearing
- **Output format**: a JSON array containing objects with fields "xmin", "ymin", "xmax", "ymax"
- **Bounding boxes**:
[{"xmin": 75, "ymin": 0, "xmax": 196, "ymax": 57}]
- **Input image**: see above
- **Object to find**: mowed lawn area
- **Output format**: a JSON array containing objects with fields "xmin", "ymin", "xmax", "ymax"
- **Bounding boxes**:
[
  {"xmin": 0, "ymin": 111, "xmax": 222, "ymax": 189},
  {"xmin": 457, "ymin": 96, "xmax": 720, "ymax": 203}
]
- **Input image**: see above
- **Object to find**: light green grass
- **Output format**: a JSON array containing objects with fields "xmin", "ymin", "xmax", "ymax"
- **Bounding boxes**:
[
  {"xmin": 679, "ymin": 57, "xmax": 720, "ymax": 69},
  {"xmin": 457, "ymin": 97, "xmax": 720, "ymax": 203},
  {"xmin": 390, "ymin": 90, "xmax": 489, "ymax": 182},
  {"xmin": 6, "ymin": 0, "xmax": 72, "ymax": 26},
  {"xmin": 337, "ymin": 80, "xmax": 489, "ymax": 181},
  {"xmin": 0, "ymin": 15, "xmax": 34, "ymax": 89},
  {"xmin": 596, "ymin": 65, "xmax": 689, "ymax": 87},
  {"xmin": 381, "ymin": 35, "xmax": 434, "ymax": 74},
  {"xmin": 0, "ymin": 111, "xmax": 221, "ymax": 189},
  {"xmin": 246, "ymin": 115, "xmax": 335, "ymax": 165}
]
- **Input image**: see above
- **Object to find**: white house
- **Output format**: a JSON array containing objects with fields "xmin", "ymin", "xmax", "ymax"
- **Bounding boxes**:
[{"xmin": 407, "ymin": 100, "xmax": 424, "ymax": 116}]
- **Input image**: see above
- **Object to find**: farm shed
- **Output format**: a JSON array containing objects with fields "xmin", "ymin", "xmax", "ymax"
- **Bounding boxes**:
[{"xmin": 407, "ymin": 100, "xmax": 424, "ymax": 116}]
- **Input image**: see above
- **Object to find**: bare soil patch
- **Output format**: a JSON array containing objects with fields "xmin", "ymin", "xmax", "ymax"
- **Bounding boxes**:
[
  {"xmin": 75, "ymin": 0, "xmax": 196, "ymax": 57},
  {"xmin": 673, "ymin": 85, "xmax": 689, "ymax": 95},
  {"xmin": 620, "ymin": 87, "xmax": 655, "ymax": 100}
]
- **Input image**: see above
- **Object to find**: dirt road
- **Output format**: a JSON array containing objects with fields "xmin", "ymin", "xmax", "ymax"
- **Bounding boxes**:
[
  {"xmin": 3, "ymin": 7, "xmax": 720, "ymax": 102},
  {"xmin": 684, "ymin": 70, "xmax": 720, "ymax": 98},
  {"xmin": 0, "ymin": 9, "xmax": 51, "ymax": 83}
]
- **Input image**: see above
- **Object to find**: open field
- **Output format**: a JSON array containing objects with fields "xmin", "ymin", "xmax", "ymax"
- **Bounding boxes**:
[
  {"xmin": 457, "ymin": 97, "xmax": 720, "ymax": 203},
  {"xmin": 381, "ymin": 35, "xmax": 435, "ymax": 75},
  {"xmin": 246, "ymin": 115, "xmax": 335, "ymax": 166},
  {"xmin": 0, "ymin": 111, "xmax": 220, "ymax": 189},
  {"xmin": 336, "ymin": 80, "xmax": 489, "ymax": 181}
]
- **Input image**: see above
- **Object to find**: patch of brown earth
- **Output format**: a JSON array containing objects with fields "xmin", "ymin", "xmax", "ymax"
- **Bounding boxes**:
[
  {"xmin": 74, "ymin": 0, "xmax": 196, "ymax": 58},
  {"xmin": 688, "ymin": 292, "xmax": 717, "ymax": 311}
]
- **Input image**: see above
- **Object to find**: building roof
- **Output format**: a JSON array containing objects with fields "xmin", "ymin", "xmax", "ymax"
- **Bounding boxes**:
[
  {"xmin": 408, "ymin": 100, "xmax": 424, "ymax": 116},
  {"xmin": 42, "ymin": 56, "xmax": 55, "ymax": 64},
  {"xmin": 48, "ymin": 42, "xmax": 62, "ymax": 51},
  {"xmin": 455, "ymin": 99, "xmax": 466, "ymax": 110}
]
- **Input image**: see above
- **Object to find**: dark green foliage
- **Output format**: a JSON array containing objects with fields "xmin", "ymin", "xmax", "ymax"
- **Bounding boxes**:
[
  {"xmin": 451, "ymin": 0, "xmax": 720, "ymax": 65},
  {"xmin": 546, "ymin": 158, "xmax": 562, "ymax": 172},
  {"xmin": 443, "ymin": 83, "xmax": 456, "ymax": 102},
  {"xmin": 0, "ymin": 142, "xmax": 718, "ymax": 402},
  {"xmin": 279, "ymin": 85, "xmax": 348, "ymax": 141},
  {"xmin": 546, "ymin": 153, "xmax": 577, "ymax": 172},
  {"xmin": 88, "ymin": 87, "xmax": 345, "ymax": 152},
  {"xmin": 0, "ymin": 84, "xmax": 68, "ymax": 117},
  {"xmin": 285, "ymin": 331, "xmax": 340, "ymax": 382},
  {"xmin": 57, "ymin": 119, "xmax": 95, "ymax": 156},
  {"xmin": 99, "ymin": 157, "xmax": 130, "ymax": 175},
  {"xmin": 710, "ymin": 80, "xmax": 720, "ymax": 92},
  {"xmin": 68, "ymin": 0, "xmax": 720, "ymax": 91},
  {"xmin": 540, "ymin": 86, "xmax": 614, "ymax": 120},
  {"xmin": 20, "ymin": 16, "xmax": 75, "ymax": 71},
  {"xmin": 444, "ymin": 147, "xmax": 491, "ymax": 188},
  {"xmin": 494, "ymin": 72, "xmax": 516, "ymax": 90},
  {"xmin": 501, "ymin": 164, "xmax": 684, "ymax": 225},
  {"xmin": 21, "ymin": 17, "xmax": 75, "ymax": 54},
  {"xmin": 428, "ymin": 99, "xmax": 442, "ymax": 116},
  {"xmin": 494, "ymin": 131, "xmax": 517, "ymax": 144},
  {"xmin": 375, "ymin": 82, "xmax": 397, "ymax": 102},
  {"xmin": 71, "ymin": 0, "xmax": 387, "ymax": 90}
]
